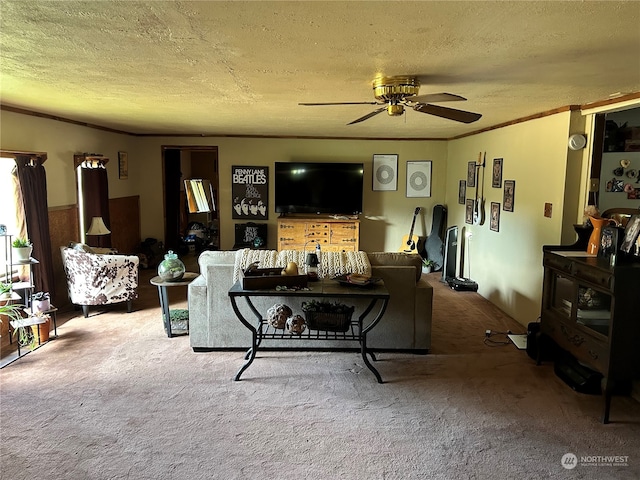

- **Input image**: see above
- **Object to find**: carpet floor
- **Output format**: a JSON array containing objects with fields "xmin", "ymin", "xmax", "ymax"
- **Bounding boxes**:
[{"xmin": 1, "ymin": 269, "xmax": 639, "ymax": 480}]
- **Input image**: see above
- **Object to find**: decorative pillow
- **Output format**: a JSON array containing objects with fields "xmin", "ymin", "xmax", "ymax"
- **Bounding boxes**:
[{"xmin": 367, "ymin": 252, "xmax": 423, "ymax": 282}]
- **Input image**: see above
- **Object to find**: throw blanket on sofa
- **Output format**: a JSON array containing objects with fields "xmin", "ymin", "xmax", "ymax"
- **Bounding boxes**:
[{"xmin": 233, "ymin": 249, "xmax": 371, "ymax": 282}]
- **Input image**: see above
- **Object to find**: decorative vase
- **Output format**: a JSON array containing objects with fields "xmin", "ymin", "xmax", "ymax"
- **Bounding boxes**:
[
  {"xmin": 12, "ymin": 246, "xmax": 32, "ymax": 263},
  {"xmin": 157, "ymin": 251, "xmax": 186, "ymax": 282},
  {"xmin": 33, "ymin": 299, "xmax": 51, "ymax": 313},
  {"xmin": 587, "ymin": 217, "xmax": 615, "ymax": 255}
]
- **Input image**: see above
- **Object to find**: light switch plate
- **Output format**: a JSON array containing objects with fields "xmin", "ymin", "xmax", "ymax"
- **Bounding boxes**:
[{"xmin": 544, "ymin": 203, "xmax": 552, "ymax": 218}]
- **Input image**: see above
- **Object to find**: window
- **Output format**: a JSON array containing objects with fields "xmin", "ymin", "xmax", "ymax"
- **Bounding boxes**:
[{"xmin": 0, "ymin": 157, "xmax": 25, "ymax": 281}]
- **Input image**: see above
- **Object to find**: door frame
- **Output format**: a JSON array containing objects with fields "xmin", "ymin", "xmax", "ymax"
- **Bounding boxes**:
[{"xmin": 161, "ymin": 145, "xmax": 219, "ymax": 251}]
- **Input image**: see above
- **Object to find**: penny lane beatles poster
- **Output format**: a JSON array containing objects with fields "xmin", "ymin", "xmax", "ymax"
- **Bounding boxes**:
[{"xmin": 232, "ymin": 166, "xmax": 268, "ymax": 220}]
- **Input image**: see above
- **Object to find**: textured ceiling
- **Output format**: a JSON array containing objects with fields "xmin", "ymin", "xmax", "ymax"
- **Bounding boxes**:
[{"xmin": 1, "ymin": 1, "xmax": 639, "ymax": 139}]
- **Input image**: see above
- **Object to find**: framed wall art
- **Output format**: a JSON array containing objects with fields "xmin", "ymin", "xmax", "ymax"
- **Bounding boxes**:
[
  {"xmin": 118, "ymin": 151, "xmax": 128, "ymax": 180},
  {"xmin": 490, "ymin": 202, "xmax": 500, "ymax": 232},
  {"xmin": 232, "ymin": 165, "xmax": 269, "ymax": 220},
  {"xmin": 458, "ymin": 180, "xmax": 466, "ymax": 204},
  {"xmin": 492, "ymin": 158, "xmax": 503, "ymax": 188},
  {"xmin": 465, "ymin": 199, "xmax": 474, "ymax": 224},
  {"xmin": 372, "ymin": 154, "xmax": 398, "ymax": 191},
  {"xmin": 620, "ymin": 214, "xmax": 640, "ymax": 255},
  {"xmin": 503, "ymin": 180, "xmax": 515, "ymax": 212},
  {"xmin": 467, "ymin": 161, "xmax": 476, "ymax": 188},
  {"xmin": 406, "ymin": 161, "xmax": 432, "ymax": 198}
]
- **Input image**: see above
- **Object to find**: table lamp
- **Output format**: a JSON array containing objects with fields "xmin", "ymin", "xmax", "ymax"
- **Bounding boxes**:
[
  {"xmin": 86, "ymin": 216, "xmax": 111, "ymax": 247},
  {"xmin": 305, "ymin": 252, "xmax": 319, "ymax": 281}
]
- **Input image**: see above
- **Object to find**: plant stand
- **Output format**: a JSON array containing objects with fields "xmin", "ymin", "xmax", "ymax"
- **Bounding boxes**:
[
  {"xmin": 150, "ymin": 272, "xmax": 198, "ymax": 337},
  {"xmin": 9, "ymin": 316, "xmax": 48, "ymax": 358}
]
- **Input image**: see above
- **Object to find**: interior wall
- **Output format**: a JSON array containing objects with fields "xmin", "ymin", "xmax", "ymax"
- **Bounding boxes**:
[
  {"xmin": 446, "ymin": 112, "xmax": 573, "ymax": 327},
  {"xmin": 0, "ymin": 110, "xmax": 139, "ymax": 209},
  {"xmin": 0, "ymin": 107, "xmax": 596, "ymax": 328},
  {"xmin": 132, "ymin": 137, "xmax": 448, "ymax": 252}
]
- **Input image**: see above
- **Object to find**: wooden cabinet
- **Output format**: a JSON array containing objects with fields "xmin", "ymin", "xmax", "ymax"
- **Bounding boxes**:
[
  {"xmin": 277, "ymin": 217, "xmax": 359, "ymax": 252},
  {"xmin": 540, "ymin": 249, "xmax": 640, "ymax": 423}
]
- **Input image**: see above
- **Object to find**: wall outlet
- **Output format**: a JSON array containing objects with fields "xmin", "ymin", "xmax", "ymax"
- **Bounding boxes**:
[{"xmin": 544, "ymin": 203, "xmax": 552, "ymax": 218}]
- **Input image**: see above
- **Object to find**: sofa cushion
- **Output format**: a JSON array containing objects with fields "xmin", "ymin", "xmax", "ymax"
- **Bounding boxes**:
[{"xmin": 367, "ymin": 252, "xmax": 423, "ymax": 282}]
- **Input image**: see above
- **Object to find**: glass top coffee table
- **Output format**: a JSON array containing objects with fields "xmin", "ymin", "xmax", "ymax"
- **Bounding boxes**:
[{"xmin": 228, "ymin": 278, "xmax": 390, "ymax": 383}]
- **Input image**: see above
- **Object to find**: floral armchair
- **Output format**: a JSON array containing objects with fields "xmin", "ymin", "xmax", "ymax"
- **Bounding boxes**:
[{"xmin": 60, "ymin": 246, "xmax": 139, "ymax": 317}]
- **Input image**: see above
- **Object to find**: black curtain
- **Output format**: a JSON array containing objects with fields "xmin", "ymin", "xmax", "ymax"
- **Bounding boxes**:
[
  {"xmin": 14, "ymin": 156, "xmax": 55, "ymax": 297},
  {"xmin": 81, "ymin": 166, "xmax": 111, "ymax": 248},
  {"xmin": 164, "ymin": 149, "xmax": 182, "ymax": 251}
]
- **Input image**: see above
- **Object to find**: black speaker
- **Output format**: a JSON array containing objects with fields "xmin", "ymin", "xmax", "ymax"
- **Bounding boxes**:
[{"xmin": 441, "ymin": 226, "xmax": 458, "ymax": 283}]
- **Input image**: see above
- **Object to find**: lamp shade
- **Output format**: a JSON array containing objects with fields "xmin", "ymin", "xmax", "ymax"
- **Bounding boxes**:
[{"xmin": 86, "ymin": 216, "xmax": 111, "ymax": 235}]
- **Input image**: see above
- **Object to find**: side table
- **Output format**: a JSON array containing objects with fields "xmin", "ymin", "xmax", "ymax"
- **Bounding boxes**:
[{"xmin": 150, "ymin": 272, "xmax": 198, "ymax": 338}]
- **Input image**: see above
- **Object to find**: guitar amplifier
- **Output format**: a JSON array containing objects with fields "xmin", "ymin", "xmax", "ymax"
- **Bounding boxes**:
[{"xmin": 447, "ymin": 277, "xmax": 478, "ymax": 292}]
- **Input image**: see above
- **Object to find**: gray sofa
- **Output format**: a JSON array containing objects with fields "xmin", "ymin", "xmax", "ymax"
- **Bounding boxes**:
[{"xmin": 188, "ymin": 250, "xmax": 433, "ymax": 352}]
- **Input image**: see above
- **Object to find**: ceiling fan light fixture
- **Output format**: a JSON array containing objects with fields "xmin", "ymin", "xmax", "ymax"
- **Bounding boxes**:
[
  {"xmin": 299, "ymin": 74, "xmax": 482, "ymax": 125},
  {"xmin": 372, "ymin": 76, "xmax": 420, "ymax": 102},
  {"xmin": 387, "ymin": 104, "xmax": 405, "ymax": 116}
]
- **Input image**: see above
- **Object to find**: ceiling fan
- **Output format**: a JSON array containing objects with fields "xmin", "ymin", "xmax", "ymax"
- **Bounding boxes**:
[{"xmin": 299, "ymin": 75, "xmax": 482, "ymax": 125}]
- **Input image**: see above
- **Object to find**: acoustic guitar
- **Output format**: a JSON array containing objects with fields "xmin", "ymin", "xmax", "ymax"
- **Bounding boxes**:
[
  {"xmin": 399, "ymin": 207, "xmax": 425, "ymax": 254},
  {"xmin": 473, "ymin": 152, "xmax": 486, "ymax": 226}
]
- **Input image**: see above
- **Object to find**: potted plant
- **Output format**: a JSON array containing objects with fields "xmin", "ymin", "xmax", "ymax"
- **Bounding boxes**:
[
  {"xmin": 31, "ymin": 291, "xmax": 51, "ymax": 312},
  {"xmin": 0, "ymin": 299, "xmax": 23, "ymax": 328},
  {"xmin": 0, "ymin": 300, "xmax": 31, "ymax": 347},
  {"xmin": 11, "ymin": 237, "xmax": 33, "ymax": 262},
  {"xmin": 28, "ymin": 311, "xmax": 51, "ymax": 344},
  {"xmin": 0, "ymin": 282, "xmax": 12, "ymax": 301},
  {"xmin": 422, "ymin": 258, "xmax": 435, "ymax": 274}
]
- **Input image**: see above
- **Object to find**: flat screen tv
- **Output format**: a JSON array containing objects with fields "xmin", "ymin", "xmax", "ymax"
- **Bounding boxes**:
[{"xmin": 275, "ymin": 162, "xmax": 364, "ymax": 215}]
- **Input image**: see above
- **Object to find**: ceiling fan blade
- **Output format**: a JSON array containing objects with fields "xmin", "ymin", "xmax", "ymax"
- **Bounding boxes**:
[
  {"xmin": 406, "ymin": 92, "xmax": 467, "ymax": 103},
  {"xmin": 299, "ymin": 102, "xmax": 379, "ymax": 106},
  {"xmin": 413, "ymin": 103, "xmax": 482, "ymax": 124},
  {"xmin": 347, "ymin": 107, "xmax": 387, "ymax": 125}
]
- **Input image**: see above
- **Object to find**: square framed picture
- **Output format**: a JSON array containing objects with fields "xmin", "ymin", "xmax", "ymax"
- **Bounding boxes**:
[
  {"xmin": 465, "ymin": 199, "xmax": 474, "ymax": 224},
  {"xmin": 118, "ymin": 151, "xmax": 128, "ymax": 180},
  {"xmin": 372, "ymin": 154, "xmax": 398, "ymax": 191},
  {"xmin": 467, "ymin": 161, "xmax": 476, "ymax": 188},
  {"xmin": 620, "ymin": 214, "xmax": 640, "ymax": 255},
  {"xmin": 492, "ymin": 158, "xmax": 503, "ymax": 188},
  {"xmin": 503, "ymin": 180, "xmax": 515, "ymax": 212},
  {"xmin": 490, "ymin": 202, "xmax": 500, "ymax": 232},
  {"xmin": 406, "ymin": 161, "xmax": 432, "ymax": 197},
  {"xmin": 458, "ymin": 180, "xmax": 466, "ymax": 204}
]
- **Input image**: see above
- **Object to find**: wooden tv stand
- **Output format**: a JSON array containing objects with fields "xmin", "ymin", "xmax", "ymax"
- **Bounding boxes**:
[{"xmin": 277, "ymin": 216, "xmax": 359, "ymax": 252}]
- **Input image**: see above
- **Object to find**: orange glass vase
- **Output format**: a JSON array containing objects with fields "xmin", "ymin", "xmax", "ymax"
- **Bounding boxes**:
[{"xmin": 586, "ymin": 216, "xmax": 614, "ymax": 255}]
